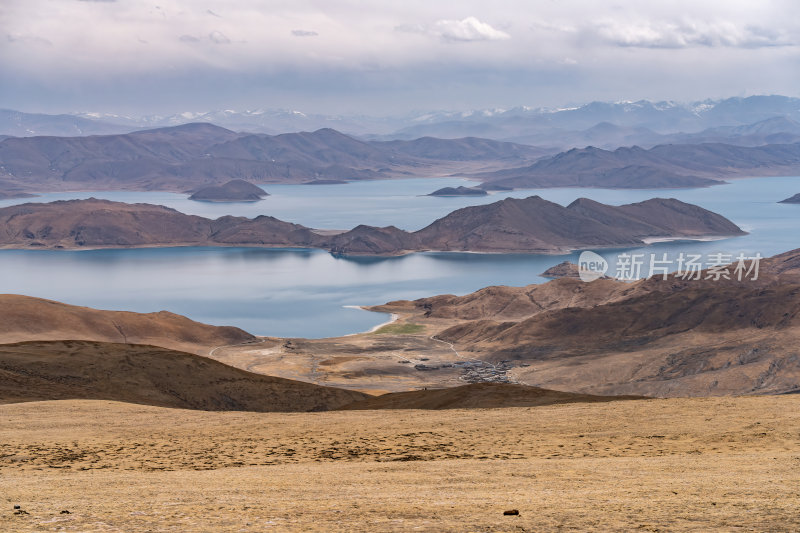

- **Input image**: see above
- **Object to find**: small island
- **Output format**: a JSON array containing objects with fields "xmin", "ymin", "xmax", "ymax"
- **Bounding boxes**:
[
  {"xmin": 303, "ymin": 179, "xmax": 349, "ymax": 185},
  {"xmin": 189, "ymin": 179, "xmax": 268, "ymax": 202},
  {"xmin": 0, "ymin": 191, "xmax": 37, "ymax": 200},
  {"xmin": 427, "ymin": 186, "xmax": 488, "ymax": 197},
  {"xmin": 779, "ymin": 193, "xmax": 800, "ymax": 204},
  {"xmin": 540, "ymin": 261, "xmax": 582, "ymax": 279}
]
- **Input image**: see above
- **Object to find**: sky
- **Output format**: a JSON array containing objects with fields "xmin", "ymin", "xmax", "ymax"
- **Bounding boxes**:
[{"xmin": 1, "ymin": 0, "xmax": 799, "ymax": 116}]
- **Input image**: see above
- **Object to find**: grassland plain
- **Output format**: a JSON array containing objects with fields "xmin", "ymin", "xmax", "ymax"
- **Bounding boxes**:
[{"xmin": 2, "ymin": 395, "xmax": 799, "ymax": 532}]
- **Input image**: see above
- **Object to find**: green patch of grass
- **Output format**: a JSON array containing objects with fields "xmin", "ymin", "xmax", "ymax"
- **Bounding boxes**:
[{"xmin": 371, "ymin": 323, "xmax": 425, "ymax": 335}]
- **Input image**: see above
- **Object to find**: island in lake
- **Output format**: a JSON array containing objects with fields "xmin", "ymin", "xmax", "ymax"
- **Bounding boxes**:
[
  {"xmin": 188, "ymin": 179, "xmax": 269, "ymax": 202},
  {"xmin": 0, "ymin": 195, "xmax": 745, "ymax": 255},
  {"xmin": 779, "ymin": 193, "xmax": 800, "ymax": 204},
  {"xmin": 427, "ymin": 186, "xmax": 488, "ymax": 197}
]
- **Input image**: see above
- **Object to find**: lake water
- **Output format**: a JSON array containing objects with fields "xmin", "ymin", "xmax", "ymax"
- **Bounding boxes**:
[{"xmin": 1, "ymin": 175, "xmax": 799, "ymax": 338}]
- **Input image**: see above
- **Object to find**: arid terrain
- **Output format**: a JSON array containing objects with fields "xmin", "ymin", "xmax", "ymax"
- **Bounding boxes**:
[
  {"xmin": 3, "ymin": 249, "xmax": 800, "ymax": 531},
  {"xmin": 209, "ymin": 249, "xmax": 800, "ymax": 396},
  {"xmin": 2, "ymin": 396, "xmax": 799, "ymax": 531}
]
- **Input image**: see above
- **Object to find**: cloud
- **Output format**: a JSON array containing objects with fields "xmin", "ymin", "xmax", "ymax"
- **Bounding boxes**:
[
  {"xmin": 592, "ymin": 19, "xmax": 794, "ymax": 48},
  {"xmin": 208, "ymin": 31, "xmax": 231, "ymax": 44},
  {"xmin": 6, "ymin": 33, "xmax": 53, "ymax": 47},
  {"xmin": 397, "ymin": 16, "xmax": 510, "ymax": 42},
  {"xmin": 292, "ymin": 30, "xmax": 319, "ymax": 37}
]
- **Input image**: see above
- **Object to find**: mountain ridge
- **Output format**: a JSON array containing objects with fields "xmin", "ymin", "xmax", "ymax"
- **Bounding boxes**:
[{"xmin": 0, "ymin": 196, "xmax": 744, "ymax": 255}]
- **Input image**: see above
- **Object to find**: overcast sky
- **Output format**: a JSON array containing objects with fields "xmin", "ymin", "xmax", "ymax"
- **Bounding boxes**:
[{"xmin": 1, "ymin": 0, "xmax": 799, "ymax": 115}]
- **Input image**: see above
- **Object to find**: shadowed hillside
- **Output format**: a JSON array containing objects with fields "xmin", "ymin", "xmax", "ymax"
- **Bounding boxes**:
[
  {"xmin": 341, "ymin": 383, "xmax": 641, "ymax": 410},
  {"xmin": 0, "ymin": 340, "xmax": 369, "ymax": 411}
]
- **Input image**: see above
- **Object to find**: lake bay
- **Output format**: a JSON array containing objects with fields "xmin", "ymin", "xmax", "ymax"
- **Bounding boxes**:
[{"xmin": 1, "ymin": 176, "xmax": 799, "ymax": 337}]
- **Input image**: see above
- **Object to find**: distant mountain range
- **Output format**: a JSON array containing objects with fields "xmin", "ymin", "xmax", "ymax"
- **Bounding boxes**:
[
  {"xmin": 5, "ymin": 95, "xmax": 800, "ymax": 148},
  {"xmin": 0, "ymin": 196, "xmax": 743, "ymax": 255},
  {"xmin": 2, "ymin": 122, "xmax": 799, "ymax": 195},
  {"xmin": 0, "ymin": 124, "xmax": 547, "ymax": 194},
  {"xmin": 0, "ymin": 123, "xmax": 548, "ymax": 194},
  {"xmin": 389, "ymin": 95, "xmax": 800, "ymax": 143},
  {"xmin": 476, "ymin": 142, "xmax": 800, "ymax": 189},
  {"xmin": 0, "ymin": 109, "xmax": 134, "ymax": 137}
]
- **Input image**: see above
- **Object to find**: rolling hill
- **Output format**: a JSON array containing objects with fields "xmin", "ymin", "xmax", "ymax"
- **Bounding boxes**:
[
  {"xmin": 0, "ymin": 294, "xmax": 256, "ymax": 355},
  {"xmin": 0, "ymin": 340, "xmax": 369, "ymax": 411}
]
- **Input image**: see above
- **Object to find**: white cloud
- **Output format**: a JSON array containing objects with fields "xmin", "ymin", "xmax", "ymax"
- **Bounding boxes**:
[
  {"xmin": 397, "ymin": 16, "xmax": 510, "ymax": 42},
  {"xmin": 208, "ymin": 30, "xmax": 231, "ymax": 44},
  {"xmin": 592, "ymin": 19, "xmax": 794, "ymax": 48},
  {"xmin": 7, "ymin": 33, "xmax": 53, "ymax": 46},
  {"xmin": 0, "ymin": 0, "xmax": 798, "ymax": 114}
]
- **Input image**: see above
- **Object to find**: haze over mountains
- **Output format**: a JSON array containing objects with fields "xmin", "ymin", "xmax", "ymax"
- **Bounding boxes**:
[
  {"xmin": 1, "ymin": 122, "xmax": 800, "ymax": 196},
  {"xmin": 477, "ymin": 142, "xmax": 800, "ymax": 189},
  {"xmin": 5, "ymin": 95, "xmax": 800, "ymax": 150},
  {"xmin": 0, "ymin": 124, "xmax": 547, "ymax": 195}
]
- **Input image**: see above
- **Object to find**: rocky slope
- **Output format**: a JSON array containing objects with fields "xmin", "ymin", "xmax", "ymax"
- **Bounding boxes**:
[{"xmin": 374, "ymin": 249, "xmax": 800, "ymax": 396}]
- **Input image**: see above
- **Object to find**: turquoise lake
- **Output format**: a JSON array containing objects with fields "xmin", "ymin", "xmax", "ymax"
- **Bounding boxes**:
[{"xmin": 1, "ymin": 175, "xmax": 799, "ymax": 338}]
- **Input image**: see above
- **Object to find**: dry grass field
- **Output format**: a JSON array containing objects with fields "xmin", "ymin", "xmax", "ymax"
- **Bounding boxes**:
[{"xmin": 3, "ymin": 395, "xmax": 799, "ymax": 532}]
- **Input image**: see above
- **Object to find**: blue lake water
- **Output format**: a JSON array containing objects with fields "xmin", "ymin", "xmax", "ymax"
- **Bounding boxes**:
[{"xmin": 1, "ymin": 175, "xmax": 800, "ymax": 338}]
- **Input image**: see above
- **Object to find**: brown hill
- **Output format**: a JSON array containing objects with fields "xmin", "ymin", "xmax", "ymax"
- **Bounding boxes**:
[
  {"xmin": 0, "ymin": 340, "xmax": 369, "ymax": 411},
  {"xmin": 0, "ymin": 196, "xmax": 743, "ymax": 255},
  {"xmin": 408, "ymin": 196, "xmax": 744, "ymax": 254},
  {"xmin": 327, "ymin": 196, "xmax": 743, "ymax": 255},
  {"xmin": 340, "ymin": 382, "xmax": 641, "ymax": 410},
  {"xmin": 0, "ymin": 294, "xmax": 255, "ymax": 355},
  {"xmin": 379, "ymin": 249, "xmax": 800, "ymax": 396},
  {"xmin": 188, "ymin": 179, "xmax": 268, "ymax": 202},
  {"xmin": 0, "ymin": 199, "xmax": 324, "ymax": 249}
]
